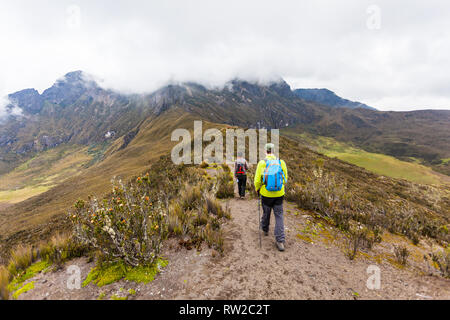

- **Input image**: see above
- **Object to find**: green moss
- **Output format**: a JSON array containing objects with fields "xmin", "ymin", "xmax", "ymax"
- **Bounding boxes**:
[
  {"xmin": 128, "ymin": 289, "xmax": 136, "ymax": 295},
  {"xmin": 82, "ymin": 261, "xmax": 128, "ymax": 287},
  {"xmin": 125, "ymin": 258, "xmax": 168, "ymax": 284},
  {"xmin": 12, "ymin": 281, "xmax": 35, "ymax": 299},
  {"xmin": 97, "ymin": 292, "xmax": 106, "ymax": 300},
  {"xmin": 296, "ymin": 233, "xmax": 313, "ymax": 243},
  {"xmin": 8, "ymin": 260, "xmax": 50, "ymax": 292},
  {"xmin": 111, "ymin": 294, "xmax": 128, "ymax": 300},
  {"xmin": 83, "ymin": 258, "xmax": 168, "ymax": 287}
]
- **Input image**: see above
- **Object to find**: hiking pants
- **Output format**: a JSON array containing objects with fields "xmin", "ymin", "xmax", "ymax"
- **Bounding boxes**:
[
  {"xmin": 236, "ymin": 174, "xmax": 247, "ymax": 197},
  {"xmin": 260, "ymin": 196, "xmax": 285, "ymax": 243}
]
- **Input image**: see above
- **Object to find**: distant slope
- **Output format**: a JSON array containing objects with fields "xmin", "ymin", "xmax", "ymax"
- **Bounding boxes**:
[
  {"xmin": 282, "ymin": 130, "xmax": 450, "ymax": 186},
  {"xmin": 0, "ymin": 144, "xmax": 93, "ymax": 206},
  {"xmin": 293, "ymin": 88, "xmax": 376, "ymax": 110},
  {"xmin": 297, "ymin": 107, "xmax": 450, "ymax": 175}
]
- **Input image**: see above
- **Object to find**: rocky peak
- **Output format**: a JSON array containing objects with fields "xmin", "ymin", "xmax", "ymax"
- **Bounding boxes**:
[
  {"xmin": 41, "ymin": 71, "xmax": 98, "ymax": 106},
  {"xmin": 223, "ymin": 78, "xmax": 293, "ymax": 101},
  {"xmin": 8, "ymin": 88, "xmax": 44, "ymax": 114},
  {"xmin": 293, "ymin": 88, "xmax": 375, "ymax": 110}
]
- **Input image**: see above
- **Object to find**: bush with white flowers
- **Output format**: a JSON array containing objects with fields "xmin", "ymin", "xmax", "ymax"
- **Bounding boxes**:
[{"xmin": 71, "ymin": 174, "xmax": 167, "ymax": 267}]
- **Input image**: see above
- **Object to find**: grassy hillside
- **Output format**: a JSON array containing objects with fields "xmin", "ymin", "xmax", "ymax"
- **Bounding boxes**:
[
  {"xmin": 0, "ymin": 145, "xmax": 94, "ymax": 205},
  {"xmin": 283, "ymin": 130, "xmax": 449, "ymax": 186},
  {"xmin": 0, "ymin": 109, "xmax": 228, "ymax": 258},
  {"xmin": 295, "ymin": 108, "xmax": 450, "ymax": 176}
]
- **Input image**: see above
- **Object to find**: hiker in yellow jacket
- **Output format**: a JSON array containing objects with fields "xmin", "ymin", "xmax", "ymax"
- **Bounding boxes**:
[{"xmin": 254, "ymin": 143, "xmax": 288, "ymax": 251}]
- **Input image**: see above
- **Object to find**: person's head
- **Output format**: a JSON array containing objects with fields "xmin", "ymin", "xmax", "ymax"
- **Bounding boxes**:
[
  {"xmin": 237, "ymin": 151, "xmax": 243, "ymax": 158},
  {"xmin": 265, "ymin": 143, "xmax": 274, "ymax": 154}
]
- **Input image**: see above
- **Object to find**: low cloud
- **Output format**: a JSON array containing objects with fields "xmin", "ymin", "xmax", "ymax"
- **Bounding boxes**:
[
  {"xmin": 0, "ymin": 1, "xmax": 450, "ymax": 111},
  {"xmin": 0, "ymin": 96, "xmax": 22, "ymax": 120}
]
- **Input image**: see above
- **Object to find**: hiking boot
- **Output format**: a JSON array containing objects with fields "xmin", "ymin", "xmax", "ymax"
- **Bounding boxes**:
[{"xmin": 276, "ymin": 242, "xmax": 285, "ymax": 252}]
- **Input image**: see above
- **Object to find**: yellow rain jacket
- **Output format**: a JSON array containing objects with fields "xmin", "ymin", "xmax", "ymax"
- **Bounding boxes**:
[{"xmin": 254, "ymin": 154, "xmax": 288, "ymax": 198}]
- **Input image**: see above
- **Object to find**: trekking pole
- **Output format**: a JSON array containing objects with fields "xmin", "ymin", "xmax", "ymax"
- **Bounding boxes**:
[{"xmin": 258, "ymin": 193, "xmax": 262, "ymax": 248}]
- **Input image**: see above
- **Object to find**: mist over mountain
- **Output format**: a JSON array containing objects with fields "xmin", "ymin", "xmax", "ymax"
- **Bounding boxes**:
[{"xmin": 1, "ymin": 71, "xmax": 449, "ymax": 177}]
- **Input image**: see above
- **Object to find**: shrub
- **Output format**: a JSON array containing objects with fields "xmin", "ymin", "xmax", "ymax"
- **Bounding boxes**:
[
  {"xmin": 345, "ymin": 222, "xmax": 371, "ymax": 260},
  {"xmin": 71, "ymin": 156, "xmax": 231, "ymax": 266},
  {"xmin": 215, "ymin": 171, "xmax": 234, "ymax": 199},
  {"xmin": 429, "ymin": 249, "xmax": 450, "ymax": 278},
  {"xmin": 287, "ymin": 160, "xmax": 449, "ymax": 254},
  {"xmin": 393, "ymin": 245, "xmax": 410, "ymax": 266},
  {"xmin": 292, "ymin": 166, "xmax": 352, "ymax": 218},
  {"xmin": 199, "ymin": 161, "xmax": 209, "ymax": 169},
  {"xmin": 71, "ymin": 178, "xmax": 167, "ymax": 267}
]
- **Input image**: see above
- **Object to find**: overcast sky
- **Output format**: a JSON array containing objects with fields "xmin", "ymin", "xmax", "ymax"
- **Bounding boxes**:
[{"xmin": 1, "ymin": 0, "xmax": 450, "ymax": 111}]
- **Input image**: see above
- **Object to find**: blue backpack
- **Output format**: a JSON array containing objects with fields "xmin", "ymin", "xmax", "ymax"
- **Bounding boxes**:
[{"xmin": 263, "ymin": 159, "xmax": 285, "ymax": 191}]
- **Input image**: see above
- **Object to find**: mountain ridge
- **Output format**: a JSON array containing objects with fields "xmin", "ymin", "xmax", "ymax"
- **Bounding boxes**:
[
  {"xmin": 293, "ymin": 88, "xmax": 376, "ymax": 110},
  {"xmin": 1, "ymin": 71, "xmax": 449, "ymax": 177}
]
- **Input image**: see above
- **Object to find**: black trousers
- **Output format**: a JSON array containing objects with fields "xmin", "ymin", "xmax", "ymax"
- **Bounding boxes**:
[{"xmin": 236, "ymin": 174, "xmax": 247, "ymax": 197}]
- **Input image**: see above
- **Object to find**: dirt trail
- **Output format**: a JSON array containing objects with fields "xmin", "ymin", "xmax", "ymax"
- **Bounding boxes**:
[
  {"xmin": 172, "ymin": 196, "xmax": 449, "ymax": 300},
  {"xmin": 17, "ymin": 166, "xmax": 450, "ymax": 300}
]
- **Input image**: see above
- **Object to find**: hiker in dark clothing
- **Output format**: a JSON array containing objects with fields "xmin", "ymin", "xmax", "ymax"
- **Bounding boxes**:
[{"xmin": 234, "ymin": 152, "xmax": 249, "ymax": 199}]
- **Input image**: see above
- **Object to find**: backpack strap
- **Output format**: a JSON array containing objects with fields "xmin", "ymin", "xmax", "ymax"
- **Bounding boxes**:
[
  {"xmin": 278, "ymin": 159, "xmax": 286, "ymax": 183},
  {"xmin": 263, "ymin": 159, "xmax": 269, "ymax": 185}
]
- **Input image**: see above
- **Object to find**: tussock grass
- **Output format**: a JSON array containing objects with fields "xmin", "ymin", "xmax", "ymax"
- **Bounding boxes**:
[
  {"xmin": 168, "ymin": 186, "xmax": 230, "ymax": 253},
  {"xmin": 215, "ymin": 170, "xmax": 234, "ymax": 199},
  {"xmin": 179, "ymin": 185, "xmax": 203, "ymax": 211},
  {"xmin": 0, "ymin": 266, "xmax": 9, "ymax": 300},
  {"xmin": 38, "ymin": 233, "xmax": 88, "ymax": 267},
  {"xmin": 2, "ymin": 233, "xmax": 88, "ymax": 300},
  {"xmin": 7, "ymin": 244, "xmax": 36, "ymax": 277}
]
